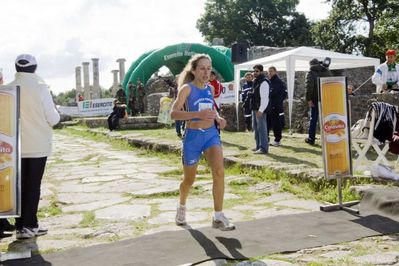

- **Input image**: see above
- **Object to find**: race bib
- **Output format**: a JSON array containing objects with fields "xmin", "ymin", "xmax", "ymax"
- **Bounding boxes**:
[{"xmin": 198, "ymin": 102, "xmax": 213, "ymax": 111}]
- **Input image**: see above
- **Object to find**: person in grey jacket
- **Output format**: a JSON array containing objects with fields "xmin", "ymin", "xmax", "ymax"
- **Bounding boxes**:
[
  {"xmin": 7, "ymin": 54, "xmax": 60, "ymax": 239},
  {"xmin": 304, "ymin": 58, "xmax": 332, "ymax": 145}
]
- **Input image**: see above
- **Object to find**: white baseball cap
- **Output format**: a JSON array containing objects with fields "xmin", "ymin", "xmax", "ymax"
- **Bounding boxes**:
[{"xmin": 15, "ymin": 54, "xmax": 37, "ymax": 67}]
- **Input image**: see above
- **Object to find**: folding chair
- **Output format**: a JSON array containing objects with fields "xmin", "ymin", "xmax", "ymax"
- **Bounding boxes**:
[{"xmin": 352, "ymin": 109, "xmax": 390, "ymax": 171}]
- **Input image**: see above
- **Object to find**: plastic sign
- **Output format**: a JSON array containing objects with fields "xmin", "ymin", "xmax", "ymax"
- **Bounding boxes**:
[
  {"xmin": 215, "ymin": 82, "xmax": 235, "ymax": 106},
  {"xmin": 318, "ymin": 77, "xmax": 352, "ymax": 179},
  {"xmin": 0, "ymin": 85, "xmax": 21, "ymax": 218},
  {"xmin": 77, "ymin": 98, "xmax": 115, "ymax": 117}
]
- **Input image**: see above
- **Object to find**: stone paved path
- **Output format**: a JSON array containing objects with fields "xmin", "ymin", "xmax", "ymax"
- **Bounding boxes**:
[{"xmin": 1, "ymin": 129, "xmax": 399, "ymax": 265}]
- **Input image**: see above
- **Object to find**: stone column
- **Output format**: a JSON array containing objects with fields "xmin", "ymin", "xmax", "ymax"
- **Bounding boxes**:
[
  {"xmin": 75, "ymin": 66, "xmax": 82, "ymax": 102},
  {"xmin": 116, "ymin": 58, "xmax": 126, "ymax": 84},
  {"xmin": 82, "ymin": 62, "xmax": 90, "ymax": 100},
  {"xmin": 111, "ymin": 69, "xmax": 119, "ymax": 96},
  {"xmin": 92, "ymin": 58, "xmax": 100, "ymax": 99}
]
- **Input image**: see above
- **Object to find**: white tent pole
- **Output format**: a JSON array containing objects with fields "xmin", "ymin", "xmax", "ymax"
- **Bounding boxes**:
[
  {"xmin": 286, "ymin": 56, "xmax": 295, "ymax": 133},
  {"xmin": 234, "ymin": 65, "xmax": 242, "ymax": 131}
]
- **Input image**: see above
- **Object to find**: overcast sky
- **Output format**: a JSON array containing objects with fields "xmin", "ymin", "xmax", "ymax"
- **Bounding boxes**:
[{"xmin": 0, "ymin": 0, "xmax": 331, "ymax": 94}]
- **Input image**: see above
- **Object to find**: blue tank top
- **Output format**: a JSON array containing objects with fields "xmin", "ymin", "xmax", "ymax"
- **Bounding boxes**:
[{"xmin": 186, "ymin": 83, "xmax": 214, "ymax": 121}]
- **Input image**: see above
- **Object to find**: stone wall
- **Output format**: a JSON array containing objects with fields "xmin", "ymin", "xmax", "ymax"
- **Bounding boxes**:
[
  {"xmin": 147, "ymin": 92, "xmax": 169, "ymax": 116},
  {"xmin": 146, "ymin": 78, "xmax": 171, "ymax": 96},
  {"xmin": 220, "ymin": 103, "xmax": 246, "ymax": 132},
  {"xmin": 82, "ymin": 116, "xmax": 161, "ymax": 130},
  {"xmin": 237, "ymin": 46, "xmax": 378, "ymax": 132},
  {"xmin": 248, "ymin": 46, "xmax": 293, "ymax": 61},
  {"xmin": 349, "ymin": 93, "xmax": 399, "ymax": 123},
  {"xmin": 222, "ymin": 90, "xmax": 398, "ymax": 133},
  {"xmin": 128, "ymin": 46, "xmax": 380, "ymax": 133},
  {"xmin": 286, "ymin": 66, "xmax": 376, "ymax": 132}
]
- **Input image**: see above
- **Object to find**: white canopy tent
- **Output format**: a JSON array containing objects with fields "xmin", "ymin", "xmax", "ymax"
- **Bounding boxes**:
[{"xmin": 234, "ymin": 46, "xmax": 381, "ymax": 130}]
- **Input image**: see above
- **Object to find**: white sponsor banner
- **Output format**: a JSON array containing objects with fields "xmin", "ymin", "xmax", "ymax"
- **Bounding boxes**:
[
  {"xmin": 78, "ymin": 98, "xmax": 114, "ymax": 117},
  {"xmin": 215, "ymin": 82, "xmax": 235, "ymax": 106},
  {"xmin": 57, "ymin": 106, "xmax": 80, "ymax": 117}
]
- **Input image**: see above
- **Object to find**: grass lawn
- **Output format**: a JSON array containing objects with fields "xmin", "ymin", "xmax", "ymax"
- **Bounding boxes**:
[
  {"xmin": 66, "ymin": 124, "xmax": 399, "ymax": 203},
  {"xmin": 115, "ymin": 127, "xmax": 325, "ymax": 168},
  {"xmin": 112, "ymin": 126, "xmax": 399, "ymax": 172}
]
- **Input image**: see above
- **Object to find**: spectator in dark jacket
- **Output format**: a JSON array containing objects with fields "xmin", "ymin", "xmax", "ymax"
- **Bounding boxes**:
[
  {"xmin": 305, "ymin": 58, "xmax": 333, "ymax": 145},
  {"xmin": 241, "ymin": 72, "xmax": 253, "ymax": 131},
  {"xmin": 267, "ymin": 66, "xmax": 287, "ymax": 146},
  {"xmin": 137, "ymin": 79, "xmax": 145, "ymax": 114},
  {"xmin": 108, "ymin": 99, "xmax": 127, "ymax": 131}
]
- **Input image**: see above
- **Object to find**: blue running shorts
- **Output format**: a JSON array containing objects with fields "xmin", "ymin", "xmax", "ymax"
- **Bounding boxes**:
[{"xmin": 182, "ymin": 126, "xmax": 221, "ymax": 166}]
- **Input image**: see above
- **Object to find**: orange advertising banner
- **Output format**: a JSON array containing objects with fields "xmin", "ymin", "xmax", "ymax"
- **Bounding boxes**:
[
  {"xmin": 0, "ymin": 85, "xmax": 20, "ymax": 218},
  {"xmin": 318, "ymin": 77, "xmax": 352, "ymax": 179}
]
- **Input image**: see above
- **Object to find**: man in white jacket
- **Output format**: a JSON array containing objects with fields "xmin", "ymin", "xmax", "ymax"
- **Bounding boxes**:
[
  {"xmin": 372, "ymin": 49, "xmax": 399, "ymax": 93},
  {"xmin": 251, "ymin": 64, "xmax": 270, "ymax": 154},
  {"xmin": 7, "ymin": 54, "xmax": 60, "ymax": 239}
]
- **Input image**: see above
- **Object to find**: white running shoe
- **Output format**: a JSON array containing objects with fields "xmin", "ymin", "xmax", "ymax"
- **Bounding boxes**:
[
  {"xmin": 175, "ymin": 205, "xmax": 187, "ymax": 226},
  {"xmin": 253, "ymin": 149, "xmax": 268, "ymax": 154},
  {"xmin": 16, "ymin": 227, "xmax": 35, "ymax": 240},
  {"xmin": 212, "ymin": 213, "xmax": 235, "ymax": 231},
  {"xmin": 271, "ymin": 141, "xmax": 281, "ymax": 147},
  {"xmin": 30, "ymin": 227, "xmax": 48, "ymax": 236}
]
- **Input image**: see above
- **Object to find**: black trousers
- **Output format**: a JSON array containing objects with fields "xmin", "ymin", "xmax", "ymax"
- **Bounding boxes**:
[
  {"xmin": 244, "ymin": 115, "xmax": 252, "ymax": 131},
  {"xmin": 0, "ymin": 219, "xmax": 12, "ymax": 231},
  {"xmin": 243, "ymin": 106, "xmax": 252, "ymax": 131},
  {"xmin": 267, "ymin": 111, "xmax": 284, "ymax": 142},
  {"xmin": 15, "ymin": 157, "xmax": 47, "ymax": 230},
  {"xmin": 107, "ymin": 114, "xmax": 120, "ymax": 131}
]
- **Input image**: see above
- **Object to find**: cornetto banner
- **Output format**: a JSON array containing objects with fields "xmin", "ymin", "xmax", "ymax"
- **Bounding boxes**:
[
  {"xmin": 318, "ymin": 76, "xmax": 352, "ymax": 179},
  {"xmin": 0, "ymin": 85, "xmax": 21, "ymax": 218},
  {"xmin": 78, "ymin": 98, "xmax": 114, "ymax": 117}
]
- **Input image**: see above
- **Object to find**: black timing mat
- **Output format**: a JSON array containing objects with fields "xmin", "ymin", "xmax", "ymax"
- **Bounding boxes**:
[{"xmin": 4, "ymin": 187, "xmax": 399, "ymax": 266}]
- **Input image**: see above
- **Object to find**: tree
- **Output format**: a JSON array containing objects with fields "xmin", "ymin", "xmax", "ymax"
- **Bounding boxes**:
[
  {"xmin": 372, "ymin": 11, "xmax": 399, "ymax": 58},
  {"xmin": 54, "ymin": 89, "xmax": 76, "ymax": 106},
  {"xmin": 311, "ymin": 0, "xmax": 399, "ymax": 58},
  {"xmin": 101, "ymin": 88, "xmax": 113, "ymax": 98},
  {"xmin": 196, "ymin": 0, "xmax": 313, "ymax": 47}
]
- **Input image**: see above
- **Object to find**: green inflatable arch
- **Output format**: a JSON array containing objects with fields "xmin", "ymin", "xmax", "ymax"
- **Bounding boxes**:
[
  {"xmin": 122, "ymin": 49, "xmax": 156, "ymax": 90},
  {"xmin": 123, "ymin": 43, "xmax": 233, "ymax": 99}
]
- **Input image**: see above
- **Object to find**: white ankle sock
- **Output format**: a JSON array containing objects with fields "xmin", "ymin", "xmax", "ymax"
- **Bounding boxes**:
[
  {"xmin": 214, "ymin": 211, "xmax": 223, "ymax": 219},
  {"xmin": 179, "ymin": 204, "xmax": 186, "ymax": 209}
]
